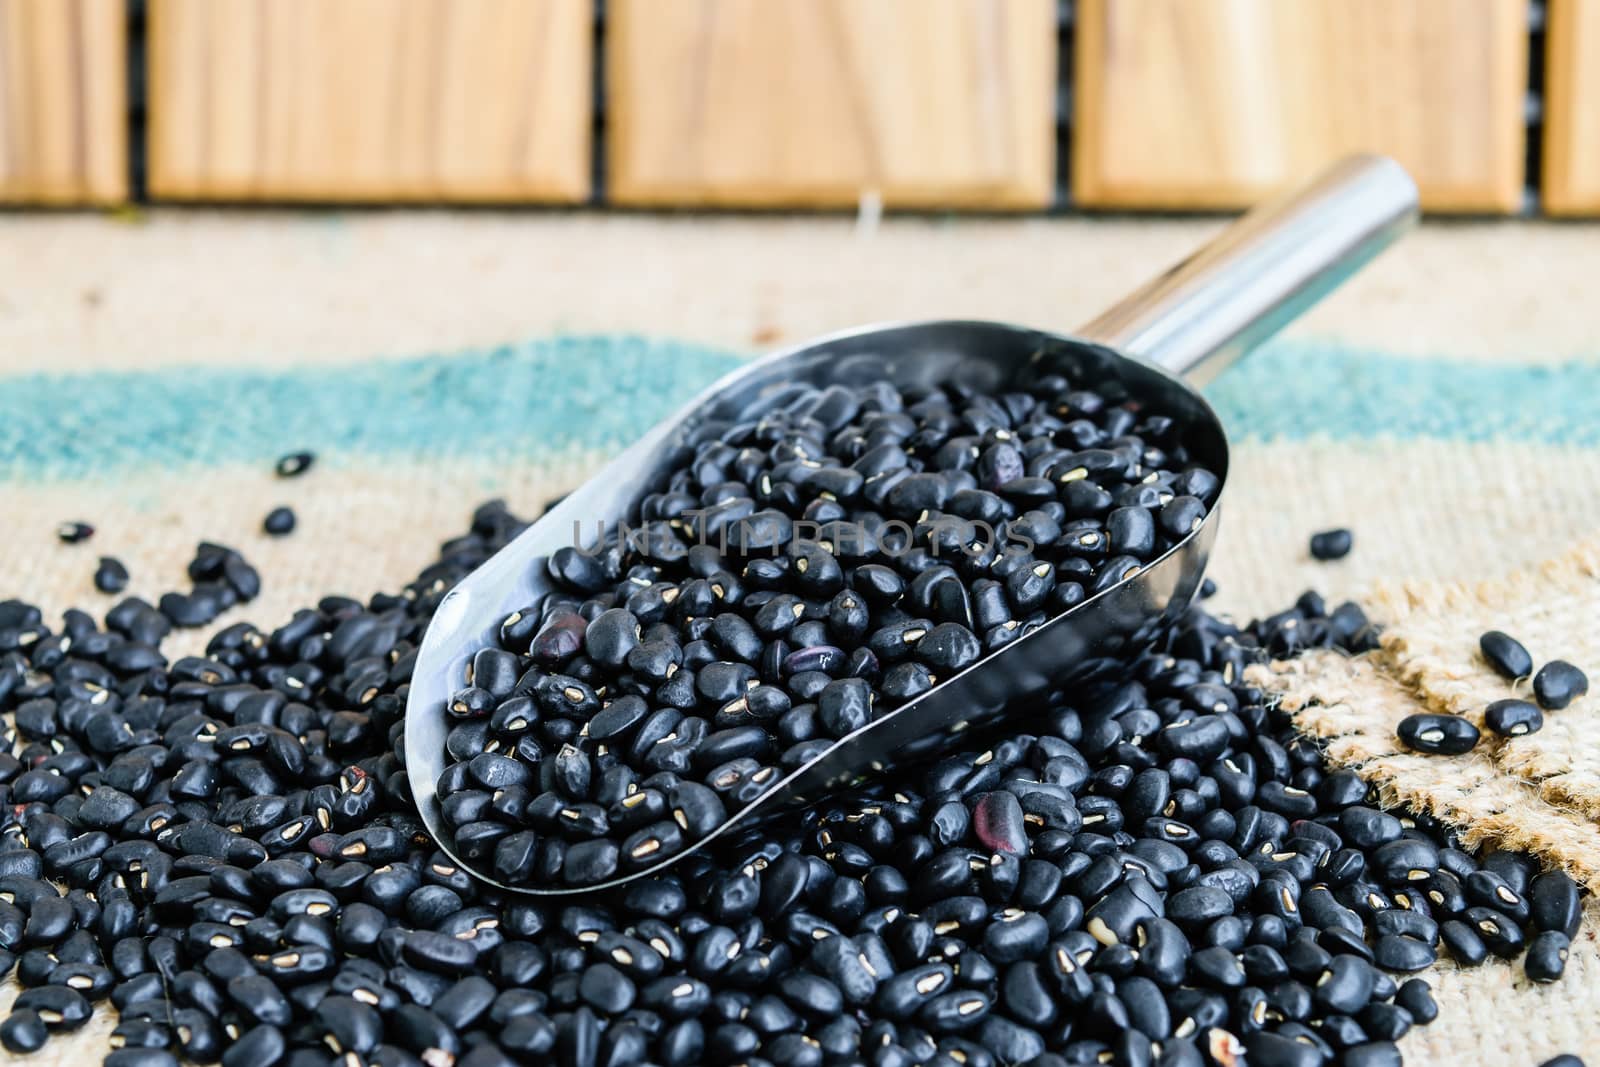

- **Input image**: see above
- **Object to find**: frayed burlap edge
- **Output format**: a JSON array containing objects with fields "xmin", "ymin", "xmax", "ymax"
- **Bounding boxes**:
[
  {"xmin": 1251, "ymin": 652, "xmax": 1600, "ymax": 889},
  {"xmin": 1365, "ymin": 534, "xmax": 1600, "ymax": 827},
  {"xmin": 1373, "ymin": 534, "xmax": 1600, "ymax": 716}
]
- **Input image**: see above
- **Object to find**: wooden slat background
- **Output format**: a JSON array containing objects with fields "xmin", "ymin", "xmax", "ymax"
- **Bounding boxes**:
[
  {"xmin": 1543, "ymin": 0, "xmax": 1600, "ymax": 215},
  {"xmin": 0, "ymin": 0, "xmax": 126, "ymax": 204},
  {"xmin": 147, "ymin": 0, "xmax": 592, "ymax": 203},
  {"xmin": 606, "ymin": 0, "xmax": 1056, "ymax": 209},
  {"xmin": 1072, "ymin": 0, "xmax": 1529, "ymax": 214}
]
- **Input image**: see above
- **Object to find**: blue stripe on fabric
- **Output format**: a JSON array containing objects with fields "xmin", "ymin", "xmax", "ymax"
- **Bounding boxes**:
[
  {"xmin": 0, "ymin": 336, "xmax": 742, "ymax": 481},
  {"xmin": 1206, "ymin": 342, "xmax": 1600, "ymax": 445},
  {"xmin": 1, "ymin": 336, "xmax": 1596, "ymax": 481}
]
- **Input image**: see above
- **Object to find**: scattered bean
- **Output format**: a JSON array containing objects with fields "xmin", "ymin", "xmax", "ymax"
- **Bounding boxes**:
[
  {"xmin": 1479, "ymin": 630, "xmax": 1533, "ymax": 680},
  {"xmin": 1396, "ymin": 713, "xmax": 1480, "ymax": 755},
  {"xmin": 274, "ymin": 451, "xmax": 315, "ymax": 478},
  {"xmin": 1533, "ymin": 660, "xmax": 1589, "ymax": 711},
  {"xmin": 94, "ymin": 557, "xmax": 130, "ymax": 595},
  {"xmin": 1309, "ymin": 528, "xmax": 1353, "ymax": 561},
  {"xmin": 263, "ymin": 507, "xmax": 296, "ymax": 537},
  {"xmin": 1484, "ymin": 698, "xmax": 1543, "ymax": 738}
]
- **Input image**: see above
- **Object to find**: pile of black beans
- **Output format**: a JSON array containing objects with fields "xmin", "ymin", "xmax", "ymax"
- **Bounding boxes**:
[
  {"xmin": 433, "ymin": 374, "xmax": 1224, "ymax": 888},
  {"xmin": 0, "ymin": 494, "xmax": 1585, "ymax": 1067}
]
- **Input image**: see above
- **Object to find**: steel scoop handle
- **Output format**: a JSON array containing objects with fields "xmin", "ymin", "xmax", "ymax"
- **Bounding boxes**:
[{"xmin": 1077, "ymin": 154, "xmax": 1419, "ymax": 383}]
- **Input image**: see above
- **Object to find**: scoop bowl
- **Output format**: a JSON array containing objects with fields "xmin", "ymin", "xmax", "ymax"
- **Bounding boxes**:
[{"xmin": 404, "ymin": 155, "xmax": 1419, "ymax": 895}]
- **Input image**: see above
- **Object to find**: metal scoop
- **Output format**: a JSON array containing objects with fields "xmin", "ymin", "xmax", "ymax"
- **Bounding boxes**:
[{"xmin": 405, "ymin": 154, "xmax": 1419, "ymax": 896}]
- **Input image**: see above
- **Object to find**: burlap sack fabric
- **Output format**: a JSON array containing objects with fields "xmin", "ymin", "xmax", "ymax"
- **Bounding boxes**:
[
  {"xmin": 1261, "ymin": 536, "xmax": 1600, "ymax": 886},
  {"xmin": 1379, "ymin": 539, "xmax": 1600, "ymax": 818},
  {"xmin": 1, "ymin": 213, "xmax": 1598, "ymax": 1064},
  {"xmin": 1256, "ymin": 534, "xmax": 1600, "ymax": 1063}
]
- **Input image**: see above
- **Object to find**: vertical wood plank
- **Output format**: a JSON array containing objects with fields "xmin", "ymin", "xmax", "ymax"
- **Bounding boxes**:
[
  {"xmin": 147, "ymin": 0, "xmax": 592, "ymax": 202},
  {"xmin": 1543, "ymin": 0, "xmax": 1600, "ymax": 215},
  {"xmin": 607, "ymin": 0, "xmax": 1056, "ymax": 209},
  {"xmin": 0, "ymin": 0, "xmax": 126, "ymax": 204},
  {"xmin": 1073, "ymin": 0, "xmax": 1528, "ymax": 213}
]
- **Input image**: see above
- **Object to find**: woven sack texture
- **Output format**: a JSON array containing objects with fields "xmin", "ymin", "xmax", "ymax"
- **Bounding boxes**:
[{"xmin": 3, "ymin": 214, "xmax": 1600, "ymax": 1065}]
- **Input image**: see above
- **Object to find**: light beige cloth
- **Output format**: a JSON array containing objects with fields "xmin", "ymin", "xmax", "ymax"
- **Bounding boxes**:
[{"xmin": 1, "ymin": 211, "xmax": 1598, "ymax": 1066}]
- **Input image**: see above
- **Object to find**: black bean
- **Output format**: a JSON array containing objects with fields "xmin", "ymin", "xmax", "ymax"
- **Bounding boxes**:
[
  {"xmin": 1533, "ymin": 660, "xmax": 1589, "ymax": 710},
  {"xmin": 23, "ymin": 895, "xmax": 74, "ymax": 943},
  {"xmin": 502, "ymin": 1014, "xmax": 557, "ymax": 1056},
  {"xmin": 431, "ymin": 976, "xmax": 496, "ymax": 1030},
  {"xmin": 1167, "ymin": 886, "xmax": 1233, "ymax": 927},
  {"xmin": 225, "ymin": 974, "xmax": 291, "ymax": 1027},
  {"xmin": 978, "ymin": 1015, "xmax": 1044, "ymax": 1063},
  {"xmin": 1183, "ymin": 945, "xmax": 1240, "ymax": 990},
  {"xmin": 981, "ymin": 909, "xmax": 1048, "ymax": 963},
  {"xmin": 109, "ymin": 1018, "xmax": 173, "ymax": 1050},
  {"xmin": 1477, "ymin": 630, "xmax": 1532, "ymax": 679},
  {"xmin": 403, "ymin": 931, "xmax": 477, "ymax": 974},
  {"xmin": 13, "ymin": 985, "xmax": 92, "ymax": 1030},
  {"xmin": 1308, "ymin": 953, "xmax": 1373, "ymax": 1014},
  {"xmin": 0, "ymin": 1010, "xmax": 47, "ymax": 1053},
  {"xmin": 262, "ymin": 506, "xmax": 297, "ymax": 536},
  {"xmin": 95, "ymin": 556, "xmax": 131, "ymax": 594},
  {"xmin": 1395, "ymin": 713, "xmax": 1479, "ymax": 755},
  {"xmin": 1158, "ymin": 716, "xmax": 1230, "ymax": 763},
  {"xmin": 1526, "ymin": 930, "xmax": 1571, "ymax": 982},
  {"xmin": 565, "ymin": 839, "xmax": 620, "ymax": 885},
  {"xmin": 915, "ymin": 623, "xmax": 981, "ymax": 674},
  {"xmin": 1308, "ymin": 529, "xmax": 1352, "ymax": 561},
  {"xmin": 1484, "ymin": 698, "xmax": 1543, "ymax": 738},
  {"xmin": 1438, "ymin": 918, "xmax": 1488, "ymax": 966},
  {"xmin": 390, "ymin": 1004, "xmax": 459, "ymax": 1060},
  {"xmin": 275, "ymin": 451, "xmax": 315, "ymax": 477},
  {"xmin": 101, "ymin": 1043, "xmax": 175, "ymax": 1067},
  {"xmin": 1371, "ymin": 934, "xmax": 1435, "ymax": 972},
  {"xmin": 1370, "ymin": 840, "xmax": 1441, "ymax": 886},
  {"xmin": 920, "ymin": 989, "xmax": 991, "ymax": 1033},
  {"xmin": 1242, "ymin": 1031, "xmax": 1322, "ymax": 1067},
  {"xmin": 50, "ymin": 960, "xmax": 114, "ymax": 999},
  {"xmin": 817, "ymin": 678, "xmax": 872, "ymax": 737},
  {"xmin": 1334, "ymin": 806, "xmax": 1397, "ymax": 850},
  {"xmin": 1538, "ymin": 1057, "xmax": 1587, "ymax": 1067},
  {"xmin": 1108, "ymin": 507, "xmax": 1156, "ymax": 558},
  {"xmin": 1464, "ymin": 870, "xmax": 1528, "ymax": 924},
  {"xmin": 1373, "ymin": 907, "xmax": 1437, "ymax": 945},
  {"xmin": 586, "ymin": 608, "xmax": 641, "ymax": 669},
  {"xmin": 1463, "ymin": 906, "xmax": 1525, "ymax": 958},
  {"xmin": 1159, "ymin": 496, "xmax": 1207, "ymax": 541},
  {"xmin": 315, "ymin": 995, "xmax": 382, "ymax": 1054},
  {"xmin": 873, "ymin": 962, "xmax": 954, "ymax": 1021},
  {"xmin": 57, "ymin": 521, "xmax": 94, "ymax": 544},
  {"xmin": 1363, "ymin": 1000, "xmax": 1415, "ymax": 1042},
  {"xmin": 1383, "ymin": 978, "xmax": 1434, "ymax": 1024},
  {"xmin": 1343, "ymin": 1041, "xmax": 1402, "ymax": 1067},
  {"xmin": 1529, "ymin": 868, "xmax": 1584, "ymax": 938},
  {"xmin": 971, "ymin": 792, "xmax": 1027, "ymax": 857},
  {"xmin": 1484, "ymin": 850, "xmax": 1537, "ymax": 894}
]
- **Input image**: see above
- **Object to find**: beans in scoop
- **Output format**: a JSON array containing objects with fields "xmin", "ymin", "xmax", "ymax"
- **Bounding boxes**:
[
  {"xmin": 433, "ymin": 375, "xmax": 1224, "ymax": 887},
  {"xmin": 0, "ymin": 499, "xmax": 1580, "ymax": 1066}
]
